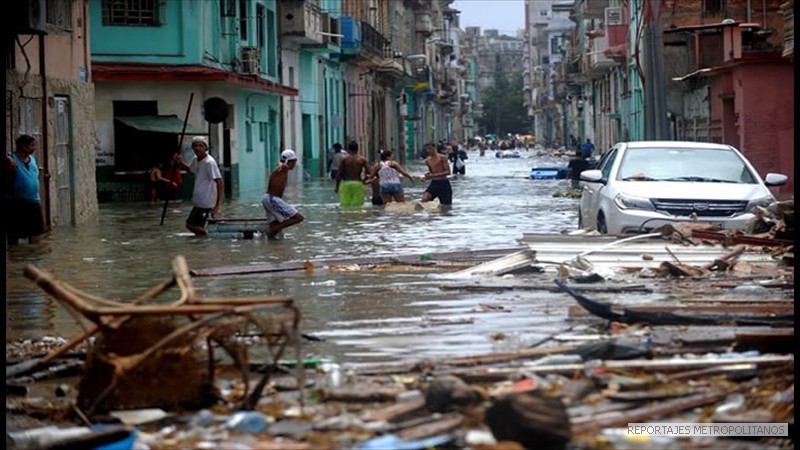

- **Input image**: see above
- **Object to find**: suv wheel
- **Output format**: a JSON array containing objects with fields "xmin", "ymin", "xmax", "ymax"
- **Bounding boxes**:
[{"xmin": 597, "ymin": 213, "xmax": 608, "ymax": 234}]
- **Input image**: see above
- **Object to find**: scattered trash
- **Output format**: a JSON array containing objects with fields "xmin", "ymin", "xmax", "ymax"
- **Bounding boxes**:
[
  {"xmin": 5, "ymin": 203, "xmax": 794, "ymax": 449},
  {"xmin": 225, "ymin": 411, "xmax": 271, "ymax": 434}
]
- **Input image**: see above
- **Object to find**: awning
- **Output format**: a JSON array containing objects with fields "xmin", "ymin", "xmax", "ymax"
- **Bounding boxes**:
[{"xmin": 115, "ymin": 115, "xmax": 208, "ymax": 135}]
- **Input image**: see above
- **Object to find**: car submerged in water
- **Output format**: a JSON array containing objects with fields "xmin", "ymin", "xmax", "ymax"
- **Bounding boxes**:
[{"xmin": 578, "ymin": 141, "xmax": 788, "ymax": 234}]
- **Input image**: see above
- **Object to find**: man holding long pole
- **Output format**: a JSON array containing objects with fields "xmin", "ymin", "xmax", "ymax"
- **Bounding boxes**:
[{"xmin": 176, "ymin": 136, "xmax": 223, "ymax": 236}]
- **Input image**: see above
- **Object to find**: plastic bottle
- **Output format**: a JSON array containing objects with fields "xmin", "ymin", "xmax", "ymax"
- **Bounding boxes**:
[
  {"xmin": 319, "ymin": 362, "xmax": 342, "ymax": 388},
  {"xmin": 225, "ymin": 411, "xmax": 269, "ymax": 434}
]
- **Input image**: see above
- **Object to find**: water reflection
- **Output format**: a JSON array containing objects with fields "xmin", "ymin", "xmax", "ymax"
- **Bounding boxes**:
[{"xmin": 6, "ymin": 151, "xmax": 581, "ymax": 364}]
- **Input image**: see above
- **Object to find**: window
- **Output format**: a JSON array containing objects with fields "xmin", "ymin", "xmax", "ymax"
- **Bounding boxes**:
[
  {"xmin": 245, "ymin": 122, "xmax": 253, "ymax": 152},
  {"xmin": 703, "ymin": 0, "xmax": 724, "ymax": 15},
  {"xmin": 102, "ymin": 0, "xmax": 159, "ymax": 26},
  {"xmin": 220, "ymin": 0, "xmax": 235, "ymax": 17},
  {"xmin": 47, "ymin": 0, "xmax": 72, "ymax": 30},
  {"xmin": 550, "ymin": 37, "xmax": 561, "ymax": 55},
  {"xmin": 266, "ymin": 9, "xmax": 276, "ymax": 76},
  {"xmin": 19, "ymin": 98, "xmax": 42, "ymax": 142},
  {"xmin": 257, "ymin": 4, "xmax": 265, "ymax": 48},
  {"xmin": 239, "ymin": 0, "xmax": 248, "ymax": 40},
  {"xmin": 597, "ymin": 148, "xmax": 618, "ymax": 180}
]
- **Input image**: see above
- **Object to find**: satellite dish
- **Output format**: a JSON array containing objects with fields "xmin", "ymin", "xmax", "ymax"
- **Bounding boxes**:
[{"xmin": 203, "ymin": 97, "xmax": 229, "ymax": 124}]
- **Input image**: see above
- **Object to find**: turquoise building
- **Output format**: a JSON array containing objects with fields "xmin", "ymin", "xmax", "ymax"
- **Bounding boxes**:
[
  {"xmin": 90, "ymin": 0, "xmax": 297, "ymax": 201},
  {"xmin": 280, "ymin": 0, "xmax": 344, "ymax": 179}
]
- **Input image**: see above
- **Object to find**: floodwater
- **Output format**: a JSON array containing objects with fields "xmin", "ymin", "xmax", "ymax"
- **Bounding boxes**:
[{"xmin": 6, "ymin": 149, "xmax": 583, "ymax": 365}]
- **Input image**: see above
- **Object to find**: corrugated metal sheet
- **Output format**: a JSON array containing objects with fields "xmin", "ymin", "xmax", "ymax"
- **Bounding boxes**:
[{"xmin": 519, "ymin": 233, "xmax": 780, "ymax": 269}]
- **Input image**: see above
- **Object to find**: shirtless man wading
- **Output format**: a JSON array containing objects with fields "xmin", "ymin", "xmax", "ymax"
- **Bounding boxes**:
[
  {"xmin": 421, "ymin": 142, "xmax": 452, "ymax": 206},
  {"xmin": 335, "ymin": 141, "xmax": 369, "ymax": 207}
]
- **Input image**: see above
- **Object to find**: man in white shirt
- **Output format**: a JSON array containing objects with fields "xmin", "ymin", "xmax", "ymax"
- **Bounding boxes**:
[{"xmin": 176, "ymin": 136, "xmax": 223, "ymax": 236}]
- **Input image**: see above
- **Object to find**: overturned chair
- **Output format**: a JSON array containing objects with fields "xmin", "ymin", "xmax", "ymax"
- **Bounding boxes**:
[{"xmin": 23, "ymin": 256, "xmax": 303, "ymax": 416}]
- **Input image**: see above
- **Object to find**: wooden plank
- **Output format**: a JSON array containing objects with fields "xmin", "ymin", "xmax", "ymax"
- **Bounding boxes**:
[
  {"xmin": 449, "ymin": 249, "xmax": 536, "ymax": 277},
  {"xmin": 439, "ymin": 344, "xmax": 578, "ymax": 367},
  {"xmin": 440, "ymin": 284, "xmax": 653, "ymax": 293},
  {"xmin": 569, "ymin": 304, "xmax": 793, "ymax": 315},
  {"xmin": 192, "ymin": 247, "xmax": 524, "ymax": 277},
  {"xmin": 360, "ymin": 397, "xmax": 426, "ymax": 423},
  {"xmin": 571, "ymin": 392, "xmax": 724, "ymax": 434},
  {"xmin": 396, "ymin": 413, "xmax": 463, "ymax": 441},
  {"xmin": 321, "ymin": 387, "xmax": 405, "ymax": 403},
  {"xmin": 451, "ymin": 354, "xmax": 793, "ymax": 378}
]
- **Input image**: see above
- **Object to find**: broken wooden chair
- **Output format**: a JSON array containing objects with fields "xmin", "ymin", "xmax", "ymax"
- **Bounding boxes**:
[{"xmin": 22, "ymin": 256, "xmax": 303, "ymax": 416}]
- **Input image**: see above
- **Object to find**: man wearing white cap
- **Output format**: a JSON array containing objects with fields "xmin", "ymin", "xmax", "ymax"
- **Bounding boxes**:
[
  {"xmin": 261, "ymin": 149, "xmax": 304, "ymax": 238},
  {"xmin": 176, "ymin": 136, "xmax": 223, "ymax": 236}
]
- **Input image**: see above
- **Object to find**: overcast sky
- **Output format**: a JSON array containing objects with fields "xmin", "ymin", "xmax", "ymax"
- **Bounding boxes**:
[{"xmin": 452, "ymin": 0, "xmax": 525, "ymax": 36}]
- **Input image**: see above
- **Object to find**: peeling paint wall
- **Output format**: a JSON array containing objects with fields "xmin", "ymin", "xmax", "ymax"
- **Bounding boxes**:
[{"xmin": 6, "ymin": 72, "xmax": 99, "ymax": 226}]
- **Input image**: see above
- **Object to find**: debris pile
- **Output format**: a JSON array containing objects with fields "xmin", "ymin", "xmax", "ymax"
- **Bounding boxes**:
[{"xmin": 6, "ymin": 207, "xmax": 795, "ymax": 449}]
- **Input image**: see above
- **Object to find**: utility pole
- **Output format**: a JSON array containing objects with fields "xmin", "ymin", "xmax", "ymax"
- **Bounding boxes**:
[{"xmin": 643, "ymin": 0, "xmax": 670, "ymax": 140}]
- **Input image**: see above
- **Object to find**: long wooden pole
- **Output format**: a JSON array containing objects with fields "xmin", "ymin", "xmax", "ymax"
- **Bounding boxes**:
[{"xmin": 161, "ymin": 92, "xmax": 195, "ymax": 225}]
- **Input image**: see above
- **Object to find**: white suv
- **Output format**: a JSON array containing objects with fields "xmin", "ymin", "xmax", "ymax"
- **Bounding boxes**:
[{"xmin": 578, "ymin": 141, "xmax": 788, "ymax": 234}]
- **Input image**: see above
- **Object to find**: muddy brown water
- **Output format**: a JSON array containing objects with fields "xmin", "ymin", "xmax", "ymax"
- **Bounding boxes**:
[{"xmin": 6, "ymin": 150, "xmax": 583, "ymax": 366}]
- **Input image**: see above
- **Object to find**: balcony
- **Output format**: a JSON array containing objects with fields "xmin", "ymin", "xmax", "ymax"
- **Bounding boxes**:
[
  {"xmin": 586, "ymin": 34, "xmax": 616, "ymax": 76},
  {"xmin": 339, "ymin": 18, "xmax": 386, "ymax": 63},
  {"xmin": 281, "ymin": 0, "xmax": 324, "ymax": 45},
  {"xmin": 301, "ymin": 13, "xmax": 340, "ymax": 53},
  {"xmin": 339, "ymin": 16, "xmax": 361, "ymax": 57},
  {"xmin": 372, "ymin": 45, "xmax": 406, "ymax": 78},
  {"xmin": 579, "ymin": 0, "xmax": 608, "ymax": 19},
  {"xmin": 361, "ymin": 21, "xmax": 386, "ymax": 60}
]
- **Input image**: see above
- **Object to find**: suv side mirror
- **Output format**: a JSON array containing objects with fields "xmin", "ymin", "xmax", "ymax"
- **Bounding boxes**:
[
  {"xmin": 580, "ymin": 169, "xmax": 604, "ymax": 183},
  {"xmin": 764, "ymin": 173, "xmax": 788, "ymax": 186}
]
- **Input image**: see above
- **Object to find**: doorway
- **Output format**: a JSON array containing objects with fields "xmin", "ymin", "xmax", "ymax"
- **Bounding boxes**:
[{"xmin": 54, "ymin": 96, "xmax": 73, "ymax": 226}]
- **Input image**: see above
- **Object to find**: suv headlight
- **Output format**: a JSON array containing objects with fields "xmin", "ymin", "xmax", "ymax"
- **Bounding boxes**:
[
  {"xmin": 613, "ymin": 193, "xmax": 655, "ymax": 211},
  {"xmin": 746, "ymin": 195, "xmax": 775, "ymax": 212}
]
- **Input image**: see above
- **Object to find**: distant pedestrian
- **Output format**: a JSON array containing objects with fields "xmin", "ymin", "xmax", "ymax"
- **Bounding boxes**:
[
  {"xmin": 149, "ymin": 156, "xmax": 183, "ymax": 203},
  {"xmin": 7, "ymin": 134, "xmax": 45, "ymax": 245},
  {"xmin": 447, "ymin": 143, "xmax": 468, "ymax": 175},
  {"xmin": 261, "ymin": 149, "xmax": 304, "ymax": 239},
  {"xmin": 372, "ymin": 149, "xmax": 414, "ymax": 204},
  {"xmin": 328, "ymin": 143, "xmax": 344, "ymax": 180},
  {"xmin": 567, "ymin": 149, "xmax": 590, "ymax": 190},
  {"xmin": 581, "ymin": 138, "xmax": 595, "ymax": 158},
  {"xmin": 335, "ymin": 141, "xmax": 369, "ymax": 207},
  {"xmin": 421, "ymin": 142, "xmax": 452, "ymax": 206},
  {"xmin": 176, "ymin": 136, "xmax": 223, "ymax": 236}
]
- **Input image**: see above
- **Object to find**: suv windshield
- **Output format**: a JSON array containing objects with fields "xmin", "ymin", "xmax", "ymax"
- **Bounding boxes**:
[{"xmin": 617, "ymin": 147, "xmax": 758, "ymax": 183}]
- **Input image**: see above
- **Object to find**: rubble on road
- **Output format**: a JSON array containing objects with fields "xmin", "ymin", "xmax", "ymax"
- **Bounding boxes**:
[{"xmin": 6, "ymin": 202, "xmax": 794, "ymax": 449}]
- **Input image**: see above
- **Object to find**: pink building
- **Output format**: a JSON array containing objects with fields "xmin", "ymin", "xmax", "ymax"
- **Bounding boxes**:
[
  {"xmin": 706, "ymin": 27, "xmax": 794, "ymax": 195},
  {"xmin": 671, "ymin": 23, "xmax": 794, "ymax": 196}
]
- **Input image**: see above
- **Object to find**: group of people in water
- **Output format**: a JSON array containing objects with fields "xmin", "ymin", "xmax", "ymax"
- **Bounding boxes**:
[
  {"xmin": 160, "ymin": 137, "xmax": 469, "ymax": 239},
  {"xmin": 331, "ymin": 141, "xmax": 456, "ymax": 208}
]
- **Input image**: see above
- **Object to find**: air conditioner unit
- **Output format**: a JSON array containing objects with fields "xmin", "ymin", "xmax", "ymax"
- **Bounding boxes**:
[
  {"xmin": 15, "ymin": 0, "xmax": 47, "ymax": 35},
  {"xmin": 605, "ymin": 7, "xmax": 622, "ymax": 25},
  {"xmin": 239, "ymin": 46, "xmax": 260, "ymax": 75}
]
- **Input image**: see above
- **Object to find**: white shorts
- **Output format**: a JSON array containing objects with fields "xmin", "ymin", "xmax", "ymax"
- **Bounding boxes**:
[{"xmin": 261, "ymin": 194, "xmax": 298, "ymax": 222}]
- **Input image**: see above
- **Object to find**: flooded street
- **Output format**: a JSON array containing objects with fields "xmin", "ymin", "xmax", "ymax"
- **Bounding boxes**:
[{"xmin": 6, "ymin": 150, "xmax": 581, "ymax": 365}]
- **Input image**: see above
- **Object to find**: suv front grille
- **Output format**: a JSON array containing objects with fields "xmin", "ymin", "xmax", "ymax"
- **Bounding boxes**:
[{"xmin": 651, "ymin": 199, "xmax": 748, "ymax": 217}]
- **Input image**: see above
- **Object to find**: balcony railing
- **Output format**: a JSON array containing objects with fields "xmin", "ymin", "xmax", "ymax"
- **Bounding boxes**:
[
  {"xmin": 373, "ymin": 45, "xmax": 405, "ymax": 77},
  {"xmin": 360, "ymin": 21, "xmax": 386, "ymax": 59}
]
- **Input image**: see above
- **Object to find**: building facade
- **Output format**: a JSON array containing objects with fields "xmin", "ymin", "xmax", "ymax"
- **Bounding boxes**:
[
  {"xmin": 91, "ymin": 0, "xmax": 297, "ymax": 201},
  {"xmin": 6, "ymin": 0, "xmax": 99, "ymax": 227},
  {"xmin": 545, "ymin": 0, "xmax": 792, "ymax": 194}
]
